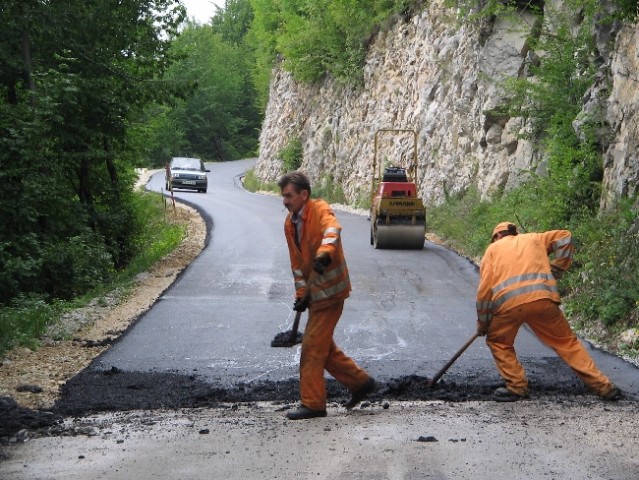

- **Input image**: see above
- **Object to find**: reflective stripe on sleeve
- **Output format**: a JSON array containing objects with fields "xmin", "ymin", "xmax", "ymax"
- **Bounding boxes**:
[
  {"xmin": 553, "ymin": 236, "xmax": 572, "ymax": 248},
  {"xmin": 311, "ymin": 280, "xmax": 349, "ymax": 302},
  {"xmin": 317, "ymin": 263, "xmax": 346, "ymax": 282},
  {"xmin": 321, "ymin": 237, "xmax": 339, "ymax": 245},
  {"xmin": 552, "ymin": 236, "xmax": 573, "ymax": 259},
  {"xmin": 476, "ymin": 300, "xmax": 493, "ymax": 311}
]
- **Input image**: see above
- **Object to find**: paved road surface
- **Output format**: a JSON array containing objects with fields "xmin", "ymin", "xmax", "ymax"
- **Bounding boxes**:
[{"xmin": 53, "ymin": 159, "xmax": 638, "ymax": 412}]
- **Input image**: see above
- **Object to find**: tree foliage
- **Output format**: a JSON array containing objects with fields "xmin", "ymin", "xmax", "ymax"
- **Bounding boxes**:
[
  {"xmin": 248, "ymin": 0, "xmax": 410, "ymax": 95},
  {"xmin": 0, "ymin": 0, "xmax": 185, "ymax": 304},
  {"xmin": 133, "ymin": 0, "xmax": 262, "ymax": 165}
]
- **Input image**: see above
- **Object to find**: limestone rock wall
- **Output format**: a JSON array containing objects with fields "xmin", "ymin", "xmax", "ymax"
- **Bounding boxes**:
[
  {"xmin": 601, "ymin": 21, "xmax": 639, "ymax": 210},
  {"xmin": 255, "ymin": 0, "xmax": 638, "ymax": 209}
]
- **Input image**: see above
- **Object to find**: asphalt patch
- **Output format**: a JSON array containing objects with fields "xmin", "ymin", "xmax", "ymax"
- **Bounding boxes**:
[
  {"xmin": 0, "ymin": 397, "xmax": 62, "ymax": 442},
  {"xmin": 52, "ymin": 356, "xmax": 594, "ymax": 415},
  {"xmin": 0, "ymin": 356, "xmax": 613, "ymax": 439}
]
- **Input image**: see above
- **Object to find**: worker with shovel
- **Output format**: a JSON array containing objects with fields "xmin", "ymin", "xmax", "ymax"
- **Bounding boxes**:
[
  {"xmin": 476, "ymin": 222, "xmax": 621, "ymax": 402},
  {"xmin": 277, "ymin": 171, "xmax": 376, "ymax": 420}
]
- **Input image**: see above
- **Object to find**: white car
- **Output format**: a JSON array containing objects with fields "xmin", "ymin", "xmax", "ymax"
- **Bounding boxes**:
[{"xmin": 166, "ymin": 157, "xmax": 209, "ymax": 193}]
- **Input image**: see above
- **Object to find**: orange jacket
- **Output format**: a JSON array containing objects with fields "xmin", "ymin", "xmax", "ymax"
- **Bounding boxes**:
[
  {"xmin": 476, "ymin": 230, "xmax": 573, "ymax": 323},
  {"xmin": 284, "ymin": 199, "xmax": 350, "ymax": 305}
]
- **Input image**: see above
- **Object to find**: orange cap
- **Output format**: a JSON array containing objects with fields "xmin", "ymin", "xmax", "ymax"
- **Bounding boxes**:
[{"xmin": 492, "ymin": 222, "xmax": 515, "ymax": 237}]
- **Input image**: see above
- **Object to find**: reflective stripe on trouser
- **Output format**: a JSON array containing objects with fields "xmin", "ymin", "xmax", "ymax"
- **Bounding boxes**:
[
  {"xmin": 486, "ymin": 298, "xmax": 615, "ymax": 397},
  {"xmin": 300, "ymin": 300, "xmax": 370, "ymax": 410}
]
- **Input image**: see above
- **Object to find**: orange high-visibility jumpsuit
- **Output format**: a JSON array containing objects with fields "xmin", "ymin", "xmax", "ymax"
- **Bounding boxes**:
[
  {"xmin": 284, "ymin": 199, "xmax": 371, "ymax": 411},
  {"xmin": 476, "ymin": 230, "xmax": 616, "ymax": 397}
]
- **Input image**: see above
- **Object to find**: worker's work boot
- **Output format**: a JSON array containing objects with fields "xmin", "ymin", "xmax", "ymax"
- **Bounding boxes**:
[
  {"xmin": 286, "ymin": 405, "xmax": 327, "ymax": 420},
  {"xmin": 493, "ymin": 387, "xmax": 528, "ymax": 402},
  {"xmin": 600, "ymin": 386, "xmax": 622, "ymax": 401},
  {"xmin": 343, "ymin": 378, "xmax": 377, "ymax": 410}
]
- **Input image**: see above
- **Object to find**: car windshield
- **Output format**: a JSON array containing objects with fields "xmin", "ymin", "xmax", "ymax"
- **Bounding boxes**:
[{"xmin": 171, "ymin": 158, "xmax": 202, "ymax": 171}]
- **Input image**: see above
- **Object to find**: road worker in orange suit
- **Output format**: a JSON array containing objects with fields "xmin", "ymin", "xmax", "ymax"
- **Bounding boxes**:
[
  {"xmin": 278, "ymin": 171, "xmax": 376, "ymax": 420},
  {"xmin": 476, "ymin": 222, "xmax": 622, "ymax": 402}
]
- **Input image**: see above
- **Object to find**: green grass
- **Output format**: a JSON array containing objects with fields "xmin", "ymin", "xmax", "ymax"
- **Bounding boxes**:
[
  {"xmin": 0, "ymin": 191, "xmax": 186, "ymax": 356},
  {"xmin": 0, "ymin": 296, "xmax": 63, "ymax": 353},
  {"xmin": 242, "ymin": 169, "xmax": 279, "ymax": 195}
]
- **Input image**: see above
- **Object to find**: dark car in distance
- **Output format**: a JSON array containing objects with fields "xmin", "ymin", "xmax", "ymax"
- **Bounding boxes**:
[{"xmin": 166, "ymin": 157, "xmax": 209, "ymax": 193}]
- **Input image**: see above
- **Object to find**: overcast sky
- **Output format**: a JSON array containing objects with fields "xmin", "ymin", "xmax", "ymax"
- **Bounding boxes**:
[{"xmin": 181, "ymin": 0, "xmax": 225, "ymax": 24}]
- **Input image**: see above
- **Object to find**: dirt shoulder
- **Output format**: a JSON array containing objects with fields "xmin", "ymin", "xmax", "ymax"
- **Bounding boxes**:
[{"xmin": 0, "ymin": 171, "xmax": 207, "ymax": 412}]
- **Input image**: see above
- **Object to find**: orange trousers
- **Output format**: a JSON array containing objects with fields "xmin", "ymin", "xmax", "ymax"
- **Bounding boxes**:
[
  {"xmin": 300, "ymin": 300, "xmax": 371, "ymax": 410},
  {"xmin": 486, "ymin": 298, "xmax": 615, "ymax": 397}
]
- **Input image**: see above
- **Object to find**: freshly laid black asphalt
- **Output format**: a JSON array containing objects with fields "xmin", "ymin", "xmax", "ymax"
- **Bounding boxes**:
[{"xmin": 49, "ymin": 159, "xmax": 638, "ymax": 415}]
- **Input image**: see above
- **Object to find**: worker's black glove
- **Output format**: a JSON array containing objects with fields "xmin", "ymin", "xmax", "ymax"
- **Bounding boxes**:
[
  {"xmin": 476, "ymin": 320, "xmax": 490, "ymax": 337},
  {"xmin": 293, "ymin": 297, "xmax": 309, "ymax": 312},
  {"xmin": 313, "ymin": 253, "xmax": 331, "ymax": 275}
]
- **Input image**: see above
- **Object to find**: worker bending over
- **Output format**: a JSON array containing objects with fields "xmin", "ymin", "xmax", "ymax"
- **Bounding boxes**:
[
  {"xmin": 278, "ymin": 171, "xmax": 376, "ymax": 420},
  {"xmin": 476, "ymin": 222, "xmax": 621, "ymax": 402}
]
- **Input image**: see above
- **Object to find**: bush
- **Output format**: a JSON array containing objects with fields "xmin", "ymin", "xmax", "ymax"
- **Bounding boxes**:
[
  {"xmin": 564, "ymin": 203, "xmax": 639, "ymax": 328},
  {"xmin": 242, "ymin": 169, "xmax": 279, "ymax": 194},
  {"xmin": 0, "ymin": 190, "xmax": 187, "ymax": 357},
  {"xmin": 278, "ymin": 137, "xmax": 304, "ymax": 172},
  {"xmin": 313, "ymin": 174, "xmax": 347, "ymax": 204},
  {"xmin": 40, "ymin": 232, "xmax": 115, "ymax": 299},
  {"xmin": 0, "ymin": 295, "xmax": 62, "ymax": 354}
]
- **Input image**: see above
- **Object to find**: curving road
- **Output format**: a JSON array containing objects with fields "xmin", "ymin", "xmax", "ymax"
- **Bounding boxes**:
[{"xmin": 56, "ymin": 159, "xmax": 638, "ymax": 412}]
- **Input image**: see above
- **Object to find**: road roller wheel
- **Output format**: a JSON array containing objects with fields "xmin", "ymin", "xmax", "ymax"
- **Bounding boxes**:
[{"xmin": 374, "ymin": 222, "xmax": 425, "ymax": 249}]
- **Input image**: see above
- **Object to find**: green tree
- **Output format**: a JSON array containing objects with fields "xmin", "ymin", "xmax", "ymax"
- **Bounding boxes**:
[
  {"xmin": 134, "ymin": 3, "xmax": 262, "ymax": 165},
  {"xmin": 0, "ymin": 0, "xmax": 185, "ymax": 303},
  {"xmin": 248, "ymin": 0, "xmax": 408, "ymax": 89}
]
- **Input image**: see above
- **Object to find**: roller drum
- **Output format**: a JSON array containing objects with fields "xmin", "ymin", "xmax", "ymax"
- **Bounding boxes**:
[{"xmin": 373, "ymin": 224, "xmax": 425, "ymax": 249}]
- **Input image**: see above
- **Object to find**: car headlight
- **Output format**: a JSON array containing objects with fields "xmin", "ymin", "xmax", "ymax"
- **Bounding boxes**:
[{"xmin": 198, "ymin": 174, "xmax": 206, "ymax": 180}]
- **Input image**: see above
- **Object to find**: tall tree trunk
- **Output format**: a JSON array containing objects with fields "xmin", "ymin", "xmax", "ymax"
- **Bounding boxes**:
[
  {"xmin": 104, "ymin": 137, "xmax": 120, "ymax": 198},
  {"xmin": 77, "ymin": 158, "xmax": 96, "ymax": 229},
  {"xmin": 21, "ymin": 29, "xmax": 35, "ymax": 92}
]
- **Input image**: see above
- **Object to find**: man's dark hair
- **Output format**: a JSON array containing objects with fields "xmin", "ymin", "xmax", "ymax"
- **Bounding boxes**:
[{"xmin": 278, "ymin": 171, "xmax": 311, "ymax": 196}]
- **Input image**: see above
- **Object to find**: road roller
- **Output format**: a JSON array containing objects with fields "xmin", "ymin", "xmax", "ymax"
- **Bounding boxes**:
[{"xmin": 369, "ymin": 129, "xmax": 426, "ymax": 250}]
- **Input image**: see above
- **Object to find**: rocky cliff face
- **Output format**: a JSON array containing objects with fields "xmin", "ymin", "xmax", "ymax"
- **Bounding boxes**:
[
  {"xmin": 601, "ymin": 21, "xmax": 639, "ymax": 210},
  {"xmin": 255, "ymin": 0, "xmax": 638, "ymax": 209}
]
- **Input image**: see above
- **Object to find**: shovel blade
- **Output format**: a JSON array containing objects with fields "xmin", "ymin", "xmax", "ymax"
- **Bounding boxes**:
[{"xmin": 271, "ymin": 330, "xmax": 303, "ymax": 347}]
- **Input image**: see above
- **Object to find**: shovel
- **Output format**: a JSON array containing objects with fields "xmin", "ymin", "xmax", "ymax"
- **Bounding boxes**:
[
  {"xmin": 427, "ymin": 332, "xmax": 479, "ymax": 387},
  {"xmin": 270, "ymin": 308, "xmax": 305, "ymax": 347},
  {"xmin": 271, "ymin": 272, "xmax": 317, "ymax": 348}
]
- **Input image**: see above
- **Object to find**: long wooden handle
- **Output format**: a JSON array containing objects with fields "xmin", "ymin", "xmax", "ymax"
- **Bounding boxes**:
[
  {"xmin": 427, "ymin": 333, "xmax": 479, "ymax": 387},
  {"xmin": 289, "ymin": 310, "xmax": 303, "ymax": 338}
]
